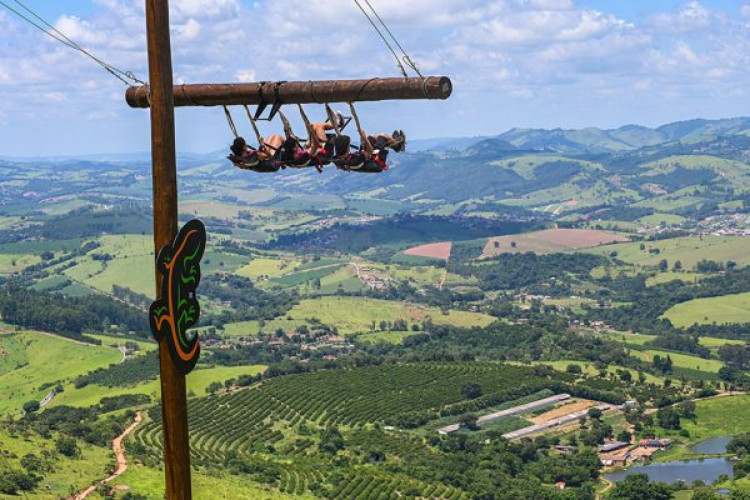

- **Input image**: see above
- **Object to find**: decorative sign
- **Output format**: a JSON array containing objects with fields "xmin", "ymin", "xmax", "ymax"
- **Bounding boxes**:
[{"xmin": 149, "ymin": 219, "xmax": 206, "ymax": 375}]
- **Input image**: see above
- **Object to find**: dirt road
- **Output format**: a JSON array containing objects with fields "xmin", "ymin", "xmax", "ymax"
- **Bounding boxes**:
[{"xmin": 71, "ymin": 411, "xmax": 142, "ymax": 500}]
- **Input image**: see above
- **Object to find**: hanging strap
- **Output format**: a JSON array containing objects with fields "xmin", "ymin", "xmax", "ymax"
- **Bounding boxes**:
[
  {"xmin": 325, "ymin": 104, "xmax": 341, "ymax": 137},
  {"xmin": 279, "ymin": 110, "xmax": 304, "ymax": 144},
  {"xmin": 243, "ymin": 105, "xmax": 265, "ymax": 150},
  {"xmin": 298, "ymin": 104, "xmax": 320, "ymax": 153},
  {"xmin": 223, "ymin": 106, "xmax": 239, "ymax": 138},
  {"xmin": 348, "ymin": 102, "xmax": 370, "ymax": 154}
]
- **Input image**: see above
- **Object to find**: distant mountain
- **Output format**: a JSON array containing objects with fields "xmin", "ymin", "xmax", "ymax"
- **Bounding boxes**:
[
  {"xmin": 407, "ymin": 136, "xmax": 489, "ymax": 152},
  {"xmin": 494, "ymin": 117, "xmax": 750, "ymax": 154}
]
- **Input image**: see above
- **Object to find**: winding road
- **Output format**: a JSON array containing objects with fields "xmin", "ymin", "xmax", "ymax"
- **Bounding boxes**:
[{"xmin": 71, "ymin": 411, "xmax": 142, "ymax": 500}]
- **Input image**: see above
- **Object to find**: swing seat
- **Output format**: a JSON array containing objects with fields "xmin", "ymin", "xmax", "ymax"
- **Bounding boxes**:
[
  {"xmin": 228, "ymin": 154, "xmax": 280, "ymax": 173},
  {"xmin": 335, "ymin": 152, "xmax": 388, "ymax": 173}
]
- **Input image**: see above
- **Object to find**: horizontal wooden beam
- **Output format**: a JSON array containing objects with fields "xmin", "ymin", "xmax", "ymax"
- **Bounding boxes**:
[{"xmin": 125, "ymin": 76, "xmax": 452, "ymax": 108}]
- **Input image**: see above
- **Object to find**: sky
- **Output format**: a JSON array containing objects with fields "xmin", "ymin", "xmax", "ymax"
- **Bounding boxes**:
[{"xmin": 1, "ymin": 0, "xmax": 750, "ymax": 156}]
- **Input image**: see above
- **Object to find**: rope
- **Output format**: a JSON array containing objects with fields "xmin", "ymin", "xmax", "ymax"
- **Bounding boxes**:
[
  {"xmin": 278, "ymin": 110, "xmax": 304, "ymax": 143},
  {"xmin": 298, "ymin": 104, "xmax": 313, "ymax": 134},
  {"xmin": 243, "ymin": 105, "xmax": 265, "ymax": 149},
  {"xmin": 353, "ymin": 0, "xmax": 407, "ymax": 78},
  {"xmin": 223, "ymin": 106, "xmax": 239, "ymax": 138},
  {"xmin": 0, "ymin": 0, "xmax": 145, "ymax": 85},
  {"xmin": 348, "ymin": 102, "xmax": 369, "ymax": 152},
  {"xmin": 360, "ymin": 0, "xmax": 424, "ymax": 79},
  {"xmin": 325, "ymin": 104, "xmax": 341, "ymax": 137}
]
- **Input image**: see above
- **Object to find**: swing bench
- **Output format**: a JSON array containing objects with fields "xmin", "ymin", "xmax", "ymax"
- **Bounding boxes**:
[{"xmin": 223, "ymin": 97, "xmax": 403, "ymax": 174}]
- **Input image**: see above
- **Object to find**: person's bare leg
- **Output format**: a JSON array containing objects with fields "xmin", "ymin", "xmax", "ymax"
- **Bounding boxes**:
[{"xmin": 311, "ymin": 123, "xmax": 332, "ymax": 146}]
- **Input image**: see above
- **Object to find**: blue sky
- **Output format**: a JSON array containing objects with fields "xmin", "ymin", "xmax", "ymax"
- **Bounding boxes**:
[{"xmin": 1, "ymin": 0, "xmax": 750, "ymax": 156}]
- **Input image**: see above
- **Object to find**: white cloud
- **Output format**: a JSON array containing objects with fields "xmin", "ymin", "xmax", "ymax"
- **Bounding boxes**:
[
  {"xmin": 2, "ymin": 0, "xmax": 750, "ymax": 154},
  {"xmin": 649, "ymin": 1, "xmax": 715, "ymax": 34},
  {"xmin": 235, "ymin": 69, "xmax": 257, "ymax": 82}
]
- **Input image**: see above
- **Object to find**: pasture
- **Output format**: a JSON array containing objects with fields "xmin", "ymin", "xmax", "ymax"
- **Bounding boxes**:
[
  {"xmin": 235, "ymin": 257, "xmax": 301, "ymax": 280},
  {"xmin": 51, "ymin": 365, "xmax": 267, "ymax": 408},
  {"xmin": 482, "ymin": 228, "xmax": 628, "ymax": 257},
  {"xmin": 64, "ymin": 234, "xmax": 154, "ymax": 296},
  {"xmin": 0, "ymin": 331, "xmax": 121, "ymax": 415},
  {"xmin": 628, "ymin": 348, "xmax": 724, "ymax": 373},
  {"xmin": 286, "ymin": 296, "xmax": 495, "ymax": 335},
  {"xmin": 0, "ymin": 425, "xmax": 113, "ymax": 499},
  {"xmin": 656, "ymin": 395, "xmax": 750, "ymax": 462},
  {"xmin": 663, "ymin": 292, "xmax": 750, "ymax": 328},
  {"xmin": 646, "ymin": 271, "xmax": 707, "ymax": 287},
  {"xmin": 587, "ymin": 236, "xmax": 750, "ymax": 268}
]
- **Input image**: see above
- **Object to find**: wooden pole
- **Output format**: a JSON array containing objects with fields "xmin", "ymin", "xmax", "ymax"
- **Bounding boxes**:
[
  {"xmin": 125, "ymin": 76, "xmax": 452, "ymax": 108},
  {"xmin": 144, "ymin": 0, "xmax": 192, "ymax": 498}
]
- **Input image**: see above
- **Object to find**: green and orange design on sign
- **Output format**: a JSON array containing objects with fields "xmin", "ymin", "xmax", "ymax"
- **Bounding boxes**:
[{"xmin": 149, "ymin": 219, "xmax": 206, "ymax": 375}]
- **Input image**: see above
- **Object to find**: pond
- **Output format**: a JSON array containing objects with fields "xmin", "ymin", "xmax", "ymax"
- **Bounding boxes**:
[
  {"xmin": 691, "ymin": 436, "xmax": 732, "ymax": 455},
  {"xmin": 604, "ymin": 458, "xmax": 734, "ymax": 485}
]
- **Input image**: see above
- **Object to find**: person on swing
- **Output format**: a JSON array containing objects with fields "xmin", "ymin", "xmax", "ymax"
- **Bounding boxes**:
[
  {"xmin": 229, "ymin": 134, "xmax": 285, "ymax": 172},
  {"xmin": 276, "ymin": 108, "xmax": 345, "ymax": 173},
  {"xmin": 334, "ymin": 104, "xmax": 406, "ymax": 173}
]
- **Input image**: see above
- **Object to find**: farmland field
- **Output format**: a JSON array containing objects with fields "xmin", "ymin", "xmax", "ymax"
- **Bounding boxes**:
[
  {"xmin": 286, "ymin": 296, "xmax": 495, "ymax": 335},
  {"xmin": 482, "ymin": 228, "xmax": 628, "ymax": 257},
  {"xmin": 403, "ymin": 241, "xmax": 453, "ymax": 260},
  {"xmin": 63, "ymin": 234, "xmax": 154, "ymax": 296},
  {"xmin": 663, "ymin": 291, "xmax": 750, "ymax": 328}
]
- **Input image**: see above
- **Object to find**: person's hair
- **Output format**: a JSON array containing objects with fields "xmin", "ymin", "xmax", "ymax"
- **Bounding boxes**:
[{"xmin": 230, "ymin": 136, "xmax": 247, "ymax": 156}]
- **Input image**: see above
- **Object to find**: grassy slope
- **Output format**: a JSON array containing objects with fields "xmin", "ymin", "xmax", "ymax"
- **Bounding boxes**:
[
  {"xmin": 0, "ymin": 331, "xmax": 121, "ymax": 415},
  {"xmin": 663, "ymin": 292, "xmax": 750, "ymax": 328},
  {"xmin": 51, "ymin": 365, "xmax": 267, "ymax": 408},
  {"xmin": 585, "ymin": 236, "xmax": 750, "ymax": 268},
  {"xmin": 0, "ymin": 427, "xmax": 112, "ymax": 500},
  {"xmin": 286, "ymin": 296, "xmax": 495, "ymax": 335},
  {"xmin": 113, "ymin": 466, "xmax": 311, "ymax": 500},
  {"xmin": 628, "ymin": 349, "xmax": 724, "ymax": 373},
  {"xmin": 64, "ymin": 234, "xmax": 154, "ymax": 296}
]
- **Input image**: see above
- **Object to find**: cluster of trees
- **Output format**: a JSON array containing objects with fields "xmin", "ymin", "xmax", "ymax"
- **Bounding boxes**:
[
  {"xmin": 75, "ymin": 352, "xmax": 159, "ymax": 388},
  {"xmin": 592, "ymin": 267, "xmax": 750, "ymax": 336},
  {"xmin": 0, "ymin": 284, "xmax": 148, "ymax": 341},
  {"xmin": 200, "ymin": 274, "xmax": 298, "ymax": 322},
  {"xmin": 646, "ymin": 334, "xmax": 710, "ymax": 359},
  {"xmin": 449, "ymin": 252, "xmax": 606, "ymax": 290}
]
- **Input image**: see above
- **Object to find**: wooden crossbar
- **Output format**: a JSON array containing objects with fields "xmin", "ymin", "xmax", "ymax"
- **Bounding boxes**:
[{"xmin": 125, "ymin": 76, "xmax": 452, "ymax": 108}]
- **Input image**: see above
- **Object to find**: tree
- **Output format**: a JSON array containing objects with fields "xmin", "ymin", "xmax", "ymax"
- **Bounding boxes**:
[
  {"xmin": 461, "ymin": 382, "xmax": 483, "ymax": 400},
  {"xmin": 587, "ymin": 408, "xmax": 603, "ymax": 421},
  {"xmin": 673, "ymin": 260, "xmax": 682, "ymax": 271},
  {"xmin": 459, "ymin": 413, "xmax": 479, "ymax": 431},
  {"xmin": 719, "ymin": 344, "xmax": 750, "ymax": 369},
  {"xmin": 656, "ymin": 407, "xmax": 681, "ymax": 430},
  {"xmin": 692, "ymin": 487, "xmax": 720, "ymax": 500},
  {"xmin": 319, "ymin": 427, "xmax": 345, "ymax": 454},
  {"xmin": 566, "ymin": 364, "xmax": 583, "ymax": 375},
  {"xmin": 617, "ymin": 430, "xmax": 632, "ymax": 443},
  {"xmin": 658, "ymin": 259, "xmax": 668, "ymax": 272},
  {"xmin": 56, "ymin": 436, "xmax": 80, "ymax": 458},
  {"xmin": 0, "ymin": 470, "xmax": 38, "ymax": 495},
  {"xmin": 23, "ymin": 400, "xmax": 40, "ymax": 413},
  {"xmin": 206, "ymin": 382, "xmax": 222, "ymax": 395},
  {"xmin": 609, "ymin": 474, "xmax": 673, "ymax": 500}
]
